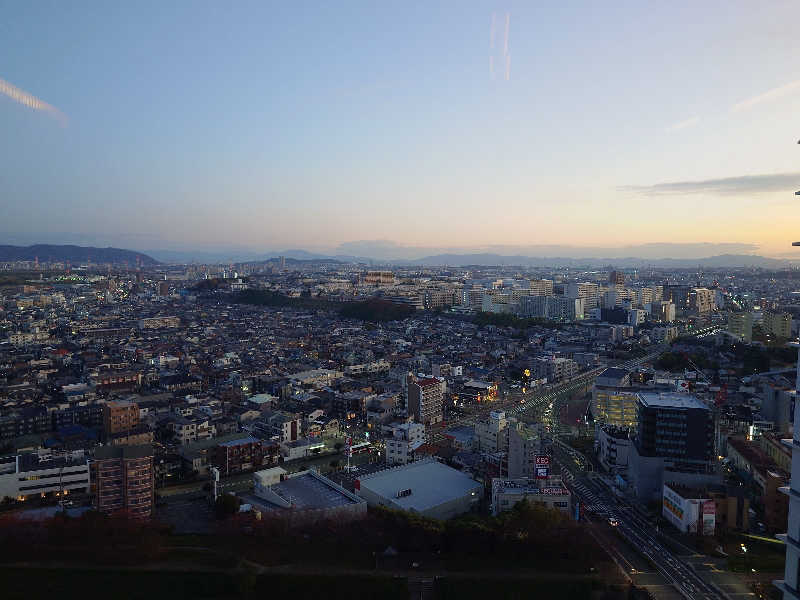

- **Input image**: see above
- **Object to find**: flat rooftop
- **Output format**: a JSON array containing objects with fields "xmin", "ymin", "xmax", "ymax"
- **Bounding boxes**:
[
  {"xmin": 637, "ymin": 392, "xmax": 708, "ymax": 411},
  {"xmin": 246, "ymin": 471, "xmax": 363, "ymax": 511},
  {"xmin": 357, "ymin": 459, "xmax": 481, "ymax": 512}
]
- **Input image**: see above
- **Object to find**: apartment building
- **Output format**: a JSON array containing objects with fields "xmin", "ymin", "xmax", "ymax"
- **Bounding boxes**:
[
  {"xmin": 93, "ymin": 444, "xmax": 154, "ymax": 519},
  {"xmin": 407, "ymin": 375, "xmax": 446, "ymax": 426},
  {"xmin": 475, "ymin": 411, "xmax": 508, "ymax": 453},
  {"xmin": 385, "ymin": 422, "xmax": 425, "ymax": 465},
  {"xmin": 763, "ymin": 312, "xmax": 792, "ymax": 339},
  {"xmin": 566, "ymin": 282, "xmax": 600, "ymax": 310},
  {"xmin": 103, "ymin": 400, "xmax": 140, "ymax": 438},
  {"xmin": 529, "ymin": 279, "xmax": 554, "ymax": 297}
]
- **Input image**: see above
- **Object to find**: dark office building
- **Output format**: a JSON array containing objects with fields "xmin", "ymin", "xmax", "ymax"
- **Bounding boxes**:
[
  {"xmin": 629, "ymin": 392, "xmax": 718, "ymax": 501},
  {"xmin": 635, "ymin": 392, "xmax": 714, "ymax": 465}
]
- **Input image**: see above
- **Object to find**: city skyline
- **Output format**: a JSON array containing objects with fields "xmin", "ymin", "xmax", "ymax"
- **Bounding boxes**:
[{"xmin": 2, "ymin": 1, "xmax": 800, "ymax": 254}]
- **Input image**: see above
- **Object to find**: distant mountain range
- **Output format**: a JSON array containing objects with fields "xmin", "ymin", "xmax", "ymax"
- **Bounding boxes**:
[
  {"xmin": 261, "ymin": 251, "xmax": 795, "ymax": 269},
  {"xmin": 0, "ymin": 244, "xmax": 159, "ymax": 266},
  {"xmin": 397, "ymin": 253, "xmax": 796, "ymax": 269},
  {"xmin": 157, "ymin": 249, "xmax": 796, "ymax": 269},
  {"xmin": 2, "ymin": 243, "xmax": 795, "ymax": 270}
]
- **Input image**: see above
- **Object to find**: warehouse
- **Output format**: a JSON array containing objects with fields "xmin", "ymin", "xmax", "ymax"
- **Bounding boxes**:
[{"xmin": 354, "ymin": 459, "xmax": 481, "ymax": 519}]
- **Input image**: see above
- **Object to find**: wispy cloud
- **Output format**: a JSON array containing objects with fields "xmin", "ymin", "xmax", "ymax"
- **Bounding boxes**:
[
  {"xmin": 731, "ymin": 79, "xmax": 800, "ymax": 113},
  {"xmin": 622, "ymin": 172, "xmax": 800, "ymax": 196},
  {"xmin": 666, "ymin": 116, "xmax": 699, "ymax": 132},
  {"xmin": 0, "ymin": 77, "xmax": 66, "ymax": 125}
]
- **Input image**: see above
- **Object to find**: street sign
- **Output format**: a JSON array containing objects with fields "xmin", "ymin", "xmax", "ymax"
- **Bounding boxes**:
[{"xmin": 535, "ymin": 455, "xmax": 550, "ymax": 479}]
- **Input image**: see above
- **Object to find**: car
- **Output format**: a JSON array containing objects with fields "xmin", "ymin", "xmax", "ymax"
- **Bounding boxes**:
[{"xmin": 608, "ymin": 517, "xmax": 619, "ymax": 527}]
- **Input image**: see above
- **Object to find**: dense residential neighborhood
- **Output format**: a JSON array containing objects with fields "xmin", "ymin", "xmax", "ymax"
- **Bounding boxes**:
[{"xmin": 1, "ymin": 258, "xmax": 800, "ymax": 599}]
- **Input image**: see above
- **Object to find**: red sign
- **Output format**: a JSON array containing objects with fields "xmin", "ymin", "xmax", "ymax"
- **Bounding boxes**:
[{"xmin": 702, "ymin": 500, "xmax": 715, "ymax": 515}]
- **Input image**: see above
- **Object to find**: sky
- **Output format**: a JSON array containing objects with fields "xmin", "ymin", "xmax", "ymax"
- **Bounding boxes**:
[{"xmin": 2, "ymin": 1, "xmax": 800, "ymax": 258}]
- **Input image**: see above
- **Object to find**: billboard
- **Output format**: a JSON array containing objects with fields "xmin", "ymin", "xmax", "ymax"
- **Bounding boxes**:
[
  {"xmin": 534, "ymin": 455, "xmax": 550, "ymax": 479},
  {"xmin": 702, "ymin": 500, "xmax": 716, "ymax": 536}
]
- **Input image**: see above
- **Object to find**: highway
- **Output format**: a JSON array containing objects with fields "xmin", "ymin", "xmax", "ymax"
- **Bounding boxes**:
[{"xmin": 556, "ymin": 448, "xmax": 729, "ymax": 600}]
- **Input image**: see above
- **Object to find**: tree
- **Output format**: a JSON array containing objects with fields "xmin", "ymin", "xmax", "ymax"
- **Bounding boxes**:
[
  {"xmin": 334, "ymin": 442, "xmax": 344, "ymax": 451},
  {"xmin": 329, "ymin": 460, "xmax": 340, "ymax": 470},
  {"xmin": 214, "ymin": 494, "xmax": 241, "ymax": 519}
]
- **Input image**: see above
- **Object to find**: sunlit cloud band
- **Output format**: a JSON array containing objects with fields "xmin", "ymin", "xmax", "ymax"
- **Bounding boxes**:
[{"xmin": 622, "ymin": 172, "xmax": 800, "ymax": 196}]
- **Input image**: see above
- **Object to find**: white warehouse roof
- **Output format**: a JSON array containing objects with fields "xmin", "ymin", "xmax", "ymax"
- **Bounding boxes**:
[{"xmin": 356, "ymin": 459, "xmax": 481, "ymax": 513}]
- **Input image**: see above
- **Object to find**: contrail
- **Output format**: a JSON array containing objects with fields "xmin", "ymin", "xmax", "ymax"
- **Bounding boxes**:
[
  {"xmin": 490, "ymin": 56, "xmax": 495, "ymax": 80},
  {"xmin": 0, "ymin": 77, "xmax": 66, "ymax": 124},
  {"xmin": 503, "ymin": 13, "xmax": 509, "ymax": 58},
  {"xmin": 503, "ymin": 12, "xmax": 510, "ymax": 80},
  {"xmin": 490, "ymin": 12, "xmax": 496, "ymax": 50}
]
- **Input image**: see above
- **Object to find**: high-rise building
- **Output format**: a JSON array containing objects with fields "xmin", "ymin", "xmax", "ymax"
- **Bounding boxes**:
[
  {"xmin": 518, "ymin": 296, "xmax": 584, "ymax": 321},
  {"xmin": 566, "ymin": 282, "xmax": 600, "ymax": 310},
  {"xmin": 279, "ymin": 256, "xmax": 286, "ymax": 270},
  {"xmin": 764, "ymin": 312, "xmax": 792, "ymax": 339},
  {"xmin": 92, "ymin": 444, "xmax": 154, "ymax": 518},
  {"xmin": 628, "ymin": 392, "xmax": 717, "ymax": 501},
  {"xmin": 728, "ymin": 311, "xmax": 754, "ymax": 342},
  {"xmin": 528, "ymin": 279, "xmax": 554, "ymax": 296},
  {"xmin": 690, "ymin": 288, "xmax": 716, "ymax": 315},
  {"xmin": 592, "ymin": 387, "xmax": 640, "ymax": 428},
  {"xmin": 664, "ymin": 285, "xmax": 692, "ymax": 311},
  {"xmin": 406, "ymin": 374, "xmax": 446, "ymax": 426},
  {"xmin": 158, "ymin": 281, "xmax": 169, "ymax": 296},
  {"xmin": 609, "ymin": 270, "xmax": 625, "ymax": 286}
]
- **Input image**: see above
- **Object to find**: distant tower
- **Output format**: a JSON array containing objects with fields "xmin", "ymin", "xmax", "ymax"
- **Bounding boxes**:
[
  {"xmin": 34, "ymin": 256, "xmax": 39, "ymax": 269},
  {"xmin": 279, "ymin": 256, "xmax": 286, "ymax": 271},
  {"xmin": 608, "ymin": 270, "xmax": 625, "ymax": 286}
]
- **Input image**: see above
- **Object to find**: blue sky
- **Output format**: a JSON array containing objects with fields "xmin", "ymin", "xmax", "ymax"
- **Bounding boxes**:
[{"xmin": 2, "ymin": 1, "xmax": 799, "ymax": 256}]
